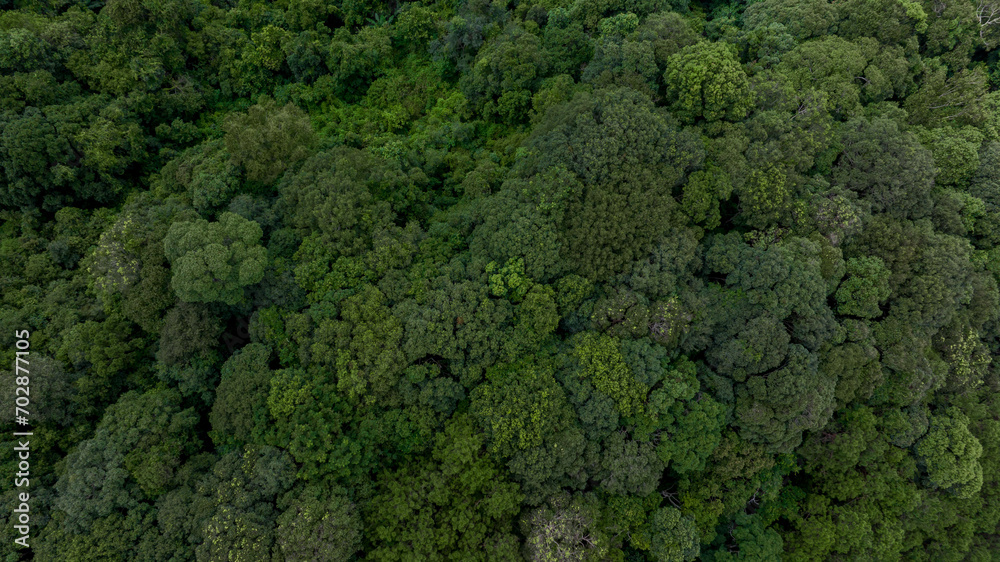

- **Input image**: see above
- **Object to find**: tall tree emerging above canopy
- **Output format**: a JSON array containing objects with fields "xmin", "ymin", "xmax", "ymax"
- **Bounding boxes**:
[
  {"xmin": 663, "ymin": 41, "xmax": 754, "ymax": 123},
  {"xmin": 277, "ymin": 147, "xmax": 396, "ymax": 257},
  {"xmin": 915, "ymin": 407, "xmax": 984, "ymax": 499},
  {"xmin": 223, "ymin": 99, "xmax": 317, "ymax": 185},
  {"xmin": 481, "ymin": 88, "xmax": 704, "ymax": 282},
  {"xmin": 163, "ymin": 212, "xmax": 267, "ymax": 305},
  {"xmin": 832, "ymin": 116, "xmax": 937, "ymax": 218}
]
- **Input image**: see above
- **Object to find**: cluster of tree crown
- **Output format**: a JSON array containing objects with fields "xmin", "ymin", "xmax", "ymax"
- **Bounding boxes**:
[{"xmin": 1, "ymin": 0, "xmax": 1000, "ymax": 559}]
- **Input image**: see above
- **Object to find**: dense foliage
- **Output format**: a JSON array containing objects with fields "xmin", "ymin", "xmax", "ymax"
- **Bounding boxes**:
[{"xmin": 2, "ymin": 0, "xmax": 1000, "ymax": 559}]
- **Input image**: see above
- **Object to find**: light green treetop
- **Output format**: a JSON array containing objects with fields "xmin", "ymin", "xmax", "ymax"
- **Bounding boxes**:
[{"xmin": 164, "ymin": 212, "xmax": 267, "ymax": 305}]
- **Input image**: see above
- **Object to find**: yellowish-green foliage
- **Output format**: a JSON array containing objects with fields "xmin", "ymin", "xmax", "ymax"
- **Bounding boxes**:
[
  {"xmin": 739, "ymin": 165, "xmax": 789, "ymax": 229},
  {"xmin": 334, "ymin": 284, "xmax": 405, "ymax": 403},
  {"xmin": 470, "ymin": 357, "xmax": 571, "ymax": 457},
  {"xmin": 267, "ymin": 369, "xmax": 312, "ymax": 420},
  {"xmin": 917, "ymin": 125, "xmax": 984, "ymax": 187},
  {"xmin": 941, "ymin": 328, "xmax": 991, "ymax": 392},
  {"xmin": 915, "ymin": 408, "xmax": 984, "ymax": 498},
  {"xmin": 487, "ymin": 257, "xmax": 532, "ymax": 302},
  {"xmin": 663, "ymin": 41, "xmax": 753, "ymax": 123},
  {"xmin": 245, "ymin": 25, "xmax": 290, "ymax": 72},
  {"xmin": 574, "ymin": 333, "xmax": 646, "ymax": 417}
]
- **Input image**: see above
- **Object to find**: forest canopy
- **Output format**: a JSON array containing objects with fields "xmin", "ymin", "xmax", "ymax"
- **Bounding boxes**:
[{"xmin": 1, "ymin": 0, "xmax": 1000, "ymax": 560}]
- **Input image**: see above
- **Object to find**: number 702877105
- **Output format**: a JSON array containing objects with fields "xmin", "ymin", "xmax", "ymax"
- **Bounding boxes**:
[{"xmin": 13, "ymin": 330, "xmax": 29, "ymax": 427}]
